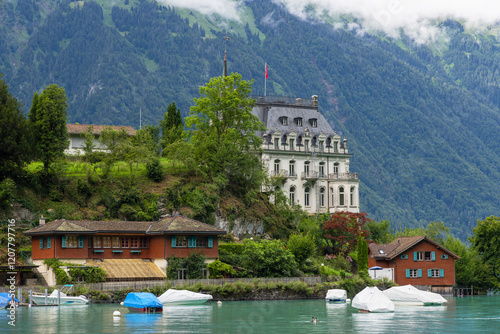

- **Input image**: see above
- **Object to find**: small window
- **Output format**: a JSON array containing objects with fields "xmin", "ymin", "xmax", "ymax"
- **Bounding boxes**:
[
  {"xmin": 121, "ymin": 237, "xmax": 129, "ymax": 248},
  {"xmin": 289, "ymin": 138, "xmax": 295, "ymax": 150},
  {"xmin": 112, "ymin": 237, "xmax": 120, "ymax": 248},
  {"xmin": 378, "ymin": 249, "xmax": 384, "ymax": 254},
  {"xmin": 428, "ymin": 269, "xmax": 443, "ymax": 278},
  {"xmin": 400, "ymin": 254, "xmax": 408, "ymax": 260},
  {"xmin": 274, "ymin": 138, "xmax": 279, "ymax": 149},
  {"xmin": 130, "ymin": 237, "xmax": 139, "ymax": 248},
  {"xmin": 177, "ymin": 236, "xmax": 187, "ymax": 247},
  {"xmin": 140, "ymin": 238, "xmax": 147, "ymax": 248},
  {"xmin": 409, "ymin": 269, "xmax": 419, "ymax": 278},
  {"xmin": 102, "ymin": 237, "xmax": 111, "ymax": 248},
  {"xmin": 280, "ymin": 117, "xmax": 288, "ymax": 126},
  {"xmin": 295, "ymin": 118, "xmax": 303, "ymax": 126},
  {"xmin": 310, "ymin": 119, "xmax": 317, "ymax": 127},
  {"xmin": 441, "ymin": 254, "xmax": 448, "ymax": 260},
  {"xmin": 93, "ymin": 237, "xmax": 102, "ymax": 248}
]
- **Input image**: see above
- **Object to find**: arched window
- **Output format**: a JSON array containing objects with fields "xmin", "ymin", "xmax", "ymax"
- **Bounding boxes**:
[
  {"xmin": 304, "ymin": 187, "xmax": 310, "ymax": 207},
  {"xmin": 274, "ymin": 159, "xmax": 280, "ymax": 175},
  {"xmin": 320, "ymin": 188, "xmax": 325, "ymax": 207},
  {"xmin": 289, "ymin": 186, "xmax": 295, "ymax": 204},
  {"xmin": 339, "ymin": 186, "xmax": 345, "ymax": 206},
  {"xmin": 350, "ymin": 186, "xmax": 356, "ymax": 206},
  {"xmin": 289, "ymin": 160, "xmax": 296, "ymax": 177}
]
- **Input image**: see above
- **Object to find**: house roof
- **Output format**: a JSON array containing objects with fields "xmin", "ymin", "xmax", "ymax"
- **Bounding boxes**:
[
  {"xmin": 368, "ymin": 236, "xmax": 460, "ymax": 260},
  {"xmin": 66, "ymin": 124, "xmax": 136, "ymax": 136},
  {"xmin": 87, "ymin": 259, "xmax": 166, "ymax": 279},
  {"xmin": 24, "ymin": 216, "xmax": 226, "ymax": 236}
]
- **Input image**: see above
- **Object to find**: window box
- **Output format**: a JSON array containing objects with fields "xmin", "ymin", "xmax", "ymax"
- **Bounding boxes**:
[
  {"xmin": 130, "ymin": 250, "xmax": 142, "ymax": 254},
  {"xmin": 93, "ymin": 250, "xmax": 104, "ymax": 253},
  {"xmin": 112, "ymin": 250, "xmax": 123, "ymax": 253}
]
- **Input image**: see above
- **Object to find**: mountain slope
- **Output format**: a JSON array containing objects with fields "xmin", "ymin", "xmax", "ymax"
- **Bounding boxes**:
[{"xmin": 2, "ymin": 0, "xmax": 500, "ymax": 239}]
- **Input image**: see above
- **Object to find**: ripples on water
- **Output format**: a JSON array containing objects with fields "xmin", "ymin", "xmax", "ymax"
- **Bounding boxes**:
[{"xmin": 2, "ymin": 296, "xmax": 500, "ymax": 333}]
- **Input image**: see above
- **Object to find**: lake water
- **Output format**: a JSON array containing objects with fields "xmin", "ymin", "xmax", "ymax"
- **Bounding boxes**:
[{"xmin": 2, "ymin": 296, "xmax": 500, "ymax": 333}]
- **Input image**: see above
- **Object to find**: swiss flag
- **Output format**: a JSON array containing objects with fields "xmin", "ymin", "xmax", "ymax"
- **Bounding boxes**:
[{"xmin": 265, "ymin": 63, "xmax": 268, "ymax": 79}]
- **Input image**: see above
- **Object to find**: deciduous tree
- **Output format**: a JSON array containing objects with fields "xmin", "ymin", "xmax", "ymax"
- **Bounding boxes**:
[
  {"xmin": 0, "ymin": 74, "xmax": 31, "ymax": 179},
  {"xmin": 321, "ymin": 211, "xmax": 370, "ymax": 255},
  {"xmin": 469, "ymin": 216, "xmax": 500, "ymax": 280},
  {"xmin": 185, "ymin": 73, "xmax": 266, "ymax": 193}
]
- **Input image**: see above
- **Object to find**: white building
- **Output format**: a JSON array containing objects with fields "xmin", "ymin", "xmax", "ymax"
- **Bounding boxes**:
[
  {"xmin": 252, "ymin": 95, "xmax": 360, "ymax": 215},
  {"xmin": 65, "ymin": 124, "xmax": 136, "ymax": 155}
]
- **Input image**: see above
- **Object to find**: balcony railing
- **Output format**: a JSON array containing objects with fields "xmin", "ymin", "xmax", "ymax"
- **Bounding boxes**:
[
  {"xmin": 328, "ymin": 172, "xmax": 359, "ymax": 180},
  {"xmin": 301, "ymin": 171, "xmax": 319, "ymax": 180},
  {"xmin": 271, "ymin": 169, "xmax": 289, "ymax": 177}
]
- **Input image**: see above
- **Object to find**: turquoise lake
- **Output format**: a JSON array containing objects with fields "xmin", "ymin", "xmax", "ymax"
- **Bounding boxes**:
[{"xmin": 2, "ymin": 296, "xmax": 500, "ymax": 333}]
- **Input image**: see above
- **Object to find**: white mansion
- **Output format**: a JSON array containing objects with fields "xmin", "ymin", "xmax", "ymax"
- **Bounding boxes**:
[{"xmin": 252, "ymin": 95, "xmax": 360, "ymax": 215}]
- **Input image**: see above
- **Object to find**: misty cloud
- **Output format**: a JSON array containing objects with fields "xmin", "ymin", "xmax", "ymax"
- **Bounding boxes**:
[
  {"xmin": 158, "ymin": 0, "xmax": 241, "ymax": 21},
  {"xmin": 276, "ymin": 0, "xmax": 500, "ymax": 43}
]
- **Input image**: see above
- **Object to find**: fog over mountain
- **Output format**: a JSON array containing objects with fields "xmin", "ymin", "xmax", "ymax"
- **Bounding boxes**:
[{"xmin": 160, "ymin": 0, "xmax": 500, "ymax": 42}]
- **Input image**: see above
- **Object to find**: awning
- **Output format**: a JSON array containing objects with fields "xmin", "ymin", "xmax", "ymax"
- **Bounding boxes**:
[{"xmin": 87, "ymin": 259, "xmax": 166, "ymax": 280}]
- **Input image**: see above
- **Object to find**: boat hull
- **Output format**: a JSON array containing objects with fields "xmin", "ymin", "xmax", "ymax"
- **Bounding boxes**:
[
  {"xmin": 162, "ymin": 299, "xmax": 211, "ymax": 306},
  {"xmin": 126, "ymin": 306, "xmax": 163, "ymax": 313},
  {"xmin": 31, "ymin": 295, "xmax": 89, "ymax": 305}
]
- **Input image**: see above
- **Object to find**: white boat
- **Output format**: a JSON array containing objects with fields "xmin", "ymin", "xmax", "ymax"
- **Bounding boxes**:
[
  {"xmin": 351, "ymin": 287, "xmax": 394, "ymax": 313},
  {"xmin": 158, "ymin": 289, "xmax": 213, "ymax": 306},
  {"xmin": 31, "ymin": 285, "xmax": 89, "ymax": 305},
  {"xmin": 325, "ymin": 289, "xmax": 347, "ymax": 303},
  {"xmin": 382, "ymin": 285, "xmax": 447, "ymax": 306}
]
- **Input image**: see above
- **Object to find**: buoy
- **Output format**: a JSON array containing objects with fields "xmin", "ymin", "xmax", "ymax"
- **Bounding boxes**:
[
  {"xmin": 113, "ymin": 310, "xmax": 121, "ymax": 317},
  {"xmin": 217, "ymin": 301, "xmax": 222, "ymax": 305},
  {"xmin": 120, "ymin": 302, "xmax": 124, "ymax": 306}
]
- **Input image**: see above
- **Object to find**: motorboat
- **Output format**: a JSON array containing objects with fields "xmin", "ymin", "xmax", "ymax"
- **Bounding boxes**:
[
  {"xmin": 382, "ymin": 285, "xmax": 447, "ymax": 306},
  {"xmin": 158, "ymin": 289, "xmax": 213, "ymax": 306},
  {"xmin": 123, "ymin": 292, "xmax": 163, "ymax": 313},
  {"xmin": 351, "ymin": 286, "xmax": 394, "ymax": 313},
  {"xmin": 31, "ymin": 285, "xmax": 89, "ymax": 305},
  {"xmin": 325, "ymin": 289, "xmax": 347, "ymax": 303}
]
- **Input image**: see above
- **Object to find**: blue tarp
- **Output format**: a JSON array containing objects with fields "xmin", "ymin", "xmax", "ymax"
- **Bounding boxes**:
[
  {"xmin": 0, "ymin": 293, "xmax": 19, "ymax": 303},
  {"xmin": 0, "ymin": 296, "xmax": 9, "ymax": 308},
  {"xmin": 123, "ymin": 293, "xmax": 162, "ymax": 309}
]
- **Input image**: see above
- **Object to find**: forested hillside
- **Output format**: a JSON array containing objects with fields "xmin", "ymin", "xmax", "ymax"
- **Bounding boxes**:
[{"xmin": 2, "ymin": 0, "xmax": 500, "ymax": 239}]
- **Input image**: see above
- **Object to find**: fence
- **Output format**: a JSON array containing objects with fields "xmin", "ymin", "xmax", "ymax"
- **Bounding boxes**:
[{"xmin": 0, "ymin": 276, "xmax": 322, "ymax": 295}]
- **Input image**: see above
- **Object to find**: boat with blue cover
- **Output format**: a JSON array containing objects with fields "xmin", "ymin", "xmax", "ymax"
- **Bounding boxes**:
[{"xmin": 123, "ymin": 292, "xmax": 163, "ymax": 313}]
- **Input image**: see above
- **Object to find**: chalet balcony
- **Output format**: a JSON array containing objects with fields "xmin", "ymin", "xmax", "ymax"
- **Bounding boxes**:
[
  {"xmin": 328, "ymin": 172, "xmax": 359, "ymax": 180},
  {"xmin": 301, "ymin": 171, "xmax": 319, "ymax": 181}
]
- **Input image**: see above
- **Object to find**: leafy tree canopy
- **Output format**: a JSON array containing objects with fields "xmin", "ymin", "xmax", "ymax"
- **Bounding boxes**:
[
  {"xmin": 321, "ymin": 211, "xmax": 370, "ymax": 255},
  {"xmin": 469, "ymin": 216, "xmax": 500, "ymax": 280}
]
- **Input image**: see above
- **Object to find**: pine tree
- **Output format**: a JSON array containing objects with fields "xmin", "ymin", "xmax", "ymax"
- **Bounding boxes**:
[
  {"xmin": 0, "ymin": 74, "xmax": 31, "ymax": 180},
  {"xmin": 160, "ymin": 101, "xmax": 183, "ymax": 148}
]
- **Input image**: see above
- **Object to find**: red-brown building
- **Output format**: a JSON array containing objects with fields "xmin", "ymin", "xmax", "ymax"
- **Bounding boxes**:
[
  {"xmin": 24, "ymin": 216, "xmax": 226, "ymax": 285},
  {"xmin": 368, "ymin": 236, "xmax": 460, "ymax": 294}
]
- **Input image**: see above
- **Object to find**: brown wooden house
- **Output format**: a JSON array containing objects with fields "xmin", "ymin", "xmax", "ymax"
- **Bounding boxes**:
[
  {"xmin": 24, "ymin": 216, "xmax": 226, "ymax": 285},
  {"xmin": 368, "ymin": 236, "xmax": 460, "ymax": 294}
]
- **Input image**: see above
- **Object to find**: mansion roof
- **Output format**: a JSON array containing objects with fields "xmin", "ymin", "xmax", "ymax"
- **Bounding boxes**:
[
  {"xmin": 368, "ymin": 236, "xmax": 460, "ymax": 260},
  {"xmin": 24, "ymin": 216, "xmax": 226, "ymax": 236}
]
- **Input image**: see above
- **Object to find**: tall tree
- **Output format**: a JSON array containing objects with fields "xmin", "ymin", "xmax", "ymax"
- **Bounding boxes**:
[
  {"xmin": 160, "ymin": 102, "xmax": 183, "ymax": 148},
  {"xmin": 356, "ymin": 235, "xmax": 369, "ymax": 277},
  {"xmin": 469, "ymin": 216, "xmax": 500, "ymax": 281},
  {"xmin": 185, "ymin": 73, "xmax": 266, "ymax": 193},
  {"xmin": 0, "ymin": 74, "xmax": 31, "ymax": 180},
  {"xmin": 28, "ymin": 84, "xmax": 69, "ymax": 171}
]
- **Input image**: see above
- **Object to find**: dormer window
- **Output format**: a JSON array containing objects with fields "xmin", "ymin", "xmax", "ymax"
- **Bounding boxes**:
[
  {"xmin": 294, "ymin": 118, "xmax": 303, "ymax": 127},
  {"xmin": 280, "ymin": 117, "xmax": 288, "ymax": 126},
  {"xmin": 274, "ymin": 138, "xmax": 279, "ymax": 149},
  {"xmin": 310, "ymin": 118, "xmax": 317, "ymax": 127}
]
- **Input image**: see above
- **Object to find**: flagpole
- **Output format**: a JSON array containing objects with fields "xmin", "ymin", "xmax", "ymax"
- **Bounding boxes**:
[{"xmin": 265, "ymin": 63, "xmax": 267, "ymax": 97}]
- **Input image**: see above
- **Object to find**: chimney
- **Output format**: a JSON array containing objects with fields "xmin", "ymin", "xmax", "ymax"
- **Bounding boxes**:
[
  {"xmin": 312, "ymin": 95, "xmax": 318, "ymax": 107},
  {"xmin": 39, "ymin": 215, "xmax": 46, "ymax": 226}
]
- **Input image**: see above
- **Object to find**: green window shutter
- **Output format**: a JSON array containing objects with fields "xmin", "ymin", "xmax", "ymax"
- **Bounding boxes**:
[
  {"xmin": 48, "ymin": 237, "xmax": 51, "ymax": 249},
  {"xmin": 40, "ymin": 238, "xmax": 44, "ymax": 249},
  {"xmin": 208, "ymin": 236, "xmax": 213, "ymax": 248},
  {"xmin": 417, "ymin": 269, "xmax": 422, "ymax": 278},
  {"xmin": 414, "ymin": 252, "xmax": 417, "ymax": 261},
  {"xmin": 188, "ymin": 236, "xmax": 196, "ymax": 248},
  {"xmin": 78, "ymin": 236, "xmax": 84, "ymax": 248},
  {"xmin": 431, "ymin": 252, "xmax": 436, "ymax": 261},
  {"xmin": 171, "ymin": 236, "xmax": 177, "ymax": 248},
  {"xmin": 440, "ymin": 269, "xmax": 444, "ymax": 278},
  {"xmin": 405, "ymin": 269, "xmax": 410, "ymax": 278},
  {"xmin": 400, "ymin": 254, "xmax": 404, "ymax": 259},
  {"xmin": 62, "ymin": 235, "xmax": 66, "ymax": 248},
  {"xmin": 427, "ymin": 269, "xmax": 432, "ymax": 277}
]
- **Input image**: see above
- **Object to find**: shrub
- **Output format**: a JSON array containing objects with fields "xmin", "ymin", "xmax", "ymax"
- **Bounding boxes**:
[
  {"xmin": 166, "ymin": 256, "xmax": 183, "ymax": 280},
  {"xmin": 207, "ymin": 259, "xmax": 235, "ymax": 278},
  {"xmin": 287, "ymin": 233, "xmax": 317, "ymax": 267},
  {"xmin": 186, "ymin": 252, "xmax": 206, "ymax": 279},
  {"xmin": 146, "ymin": 158, "xmax": 164, "ymax": 182}
]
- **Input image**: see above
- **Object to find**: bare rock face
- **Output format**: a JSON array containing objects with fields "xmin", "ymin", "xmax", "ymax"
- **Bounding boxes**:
[{"xmin": 213, "ymin": 215, "xmax": 264, "ymax": 238}]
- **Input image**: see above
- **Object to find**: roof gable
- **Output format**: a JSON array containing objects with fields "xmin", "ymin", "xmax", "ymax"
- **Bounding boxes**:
[{"xmin": 368, "ymin": 236, "xmax": 460, "ymax": 260}]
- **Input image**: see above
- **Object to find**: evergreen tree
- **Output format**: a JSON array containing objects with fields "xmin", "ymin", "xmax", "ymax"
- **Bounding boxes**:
[
  {"xmin": 28, "ymin": 84, "xmax": 69, "ymax": 171},
  {"xmin": 0, "ymin": 74, "xmax": 31, "ymax": 180},
  {"xmin": 357, "ymin": 235, "xmax": 369, "ymax": 277},
  {"xmin": 160, "ymin": 102, "xmax": 183, "ymax": 148}
]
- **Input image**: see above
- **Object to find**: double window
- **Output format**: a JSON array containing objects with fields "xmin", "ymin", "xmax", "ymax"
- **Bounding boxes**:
[
  {"xmin": 304, "ymin": 188, "xmax": 310, "ymax": 207},
  {"xmin": 171, "ymin": 236, "xmax": 213, "ymax": 248},
  {"xmin": 339, "ymin": 187, "xmax": 345, "ymax": 206},
  {"xmin": 289, "ymin": 186, "xmax": 295, "ymax": 204},
  {"xmin": 92, "ymin": 236, "xmax": 147, "ymax": 249},
  {"xmin": 414, "ymin": 251, "xmax": 435, "ymax": 261},
  {"xmin": 406, "ymin": 269, "xmax": 421, "ymax": 278},
  {"xmin": 39, "ymin": 237, "xmax": 52, "ymax": 249},
  {"xmin": 62, "ymin": 235, "xmax": 81, "ymax": 248}
]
